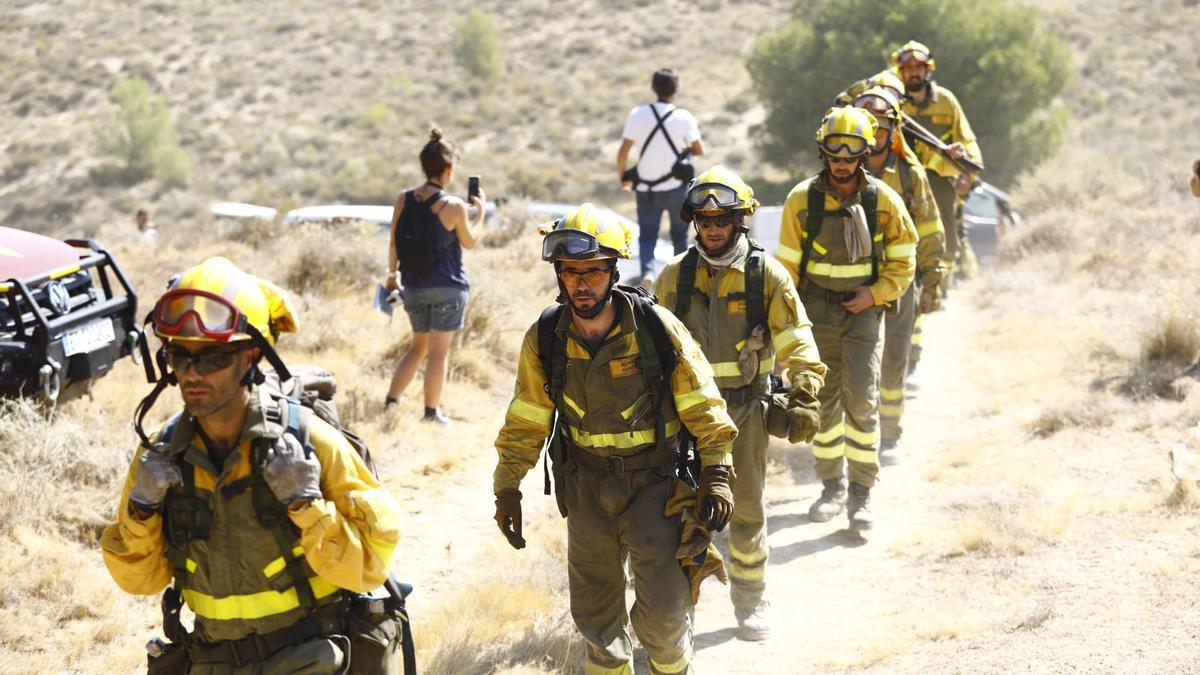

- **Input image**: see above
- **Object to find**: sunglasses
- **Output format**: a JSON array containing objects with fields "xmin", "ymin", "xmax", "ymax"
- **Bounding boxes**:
[
  {"xmin": 558, "ymin": 263, "xmax": 614, "ymax": 287},
  {"xmin": 827, "ymin": 155, "xmax": 860, "ymax": 165},
  {"xmin": 695, "ymin": 212, "xmax": 742, "ymax": 229},
  {"xmin": 166, "ymin": 345, "xmax": 248, "ymax": 376}
]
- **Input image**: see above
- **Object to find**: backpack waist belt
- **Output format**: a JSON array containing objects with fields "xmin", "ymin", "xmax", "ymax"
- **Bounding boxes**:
[
  {"xmin": 719, "ymin": 379, "xmax": 769, "ymax": 406},
  {"xmin": 800, "ymin": 284, "xmax": 858, "ymax": 305},
  {"xmin": 188, "ymin": 615, "xmax": 332, "ymax": 667},
  {"xmin": 566, "ymin": 441, "xmax": 675, "ymax": 475}
]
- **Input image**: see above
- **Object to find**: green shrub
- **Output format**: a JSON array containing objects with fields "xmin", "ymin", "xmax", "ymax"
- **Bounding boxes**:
[
  {"xmin": 746, "ymin": 0, "xmax": 1069, "ymax": 187},
  {"xmin": 93, "ymin": 76, "xmax": 190, "ymax": 187},
  {"xmin": 454, "ymin": 9, "xmax": 506, "ymax": 81}
]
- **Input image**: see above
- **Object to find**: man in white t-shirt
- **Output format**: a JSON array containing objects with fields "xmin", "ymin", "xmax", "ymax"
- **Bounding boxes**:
[{"xmin": 617, "ymin": 68, "xmax": 705, "ymax": 284}]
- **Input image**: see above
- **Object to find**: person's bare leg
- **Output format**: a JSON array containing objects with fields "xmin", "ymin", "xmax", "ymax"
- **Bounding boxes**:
[
  {"xmin": 387, "ymin": 332, "xmax": 430, "ymax": 401},
  {"xmin": 422, "ymin": 330, "xmax": 456, "ymax": 412}
]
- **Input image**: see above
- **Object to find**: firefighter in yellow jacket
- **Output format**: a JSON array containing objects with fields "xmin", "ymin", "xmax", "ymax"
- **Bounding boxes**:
[
  {"xmin": 101, "ymin": 257, "xmax": 403, "ymax": 674},
  {"xmin": 654, "ymin": 166, "xmax": 826, "ymax": 641},
  {"xmin": 853, "ymin": 87, "xmax": 946, "ymax": 464},
  {"xmin": 492, "ymin": 204, "xmax": 738, "ymax": 675},
  {"xmin": 775, "ymin": 107, "xmax": 918, "ymax": 529},
  {"xmin": 893, "ymin": 40, "xmax": 983, "ymax": 291}
]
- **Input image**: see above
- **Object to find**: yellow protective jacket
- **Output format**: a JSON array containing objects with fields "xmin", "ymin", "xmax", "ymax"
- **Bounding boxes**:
[
  {"xmin": 875, "ymin": 138, "xmax": 947, "ymax": 289},
  {"xmin": 776, "ymin": 169, "xmax": 918, "ymax": 305},
  {"xmin": 493, "ymin": 291, "xmax": 737, "ymax": 494},
  {"xmin": 654, "ymin": 243, "xmax": 825, "ymax": 401},
  {"xmin": 101, "ymin": 386, "xmax": 402, "ymax": 642},
  {"xmin": 900, "ymin": 82, "xmax": 983, "ymax": 179}
]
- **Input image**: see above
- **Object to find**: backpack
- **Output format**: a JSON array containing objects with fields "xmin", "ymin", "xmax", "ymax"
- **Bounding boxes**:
[
  {"xmin": 621, "ymin": 105, "xmax": 695, "ymax": 189},
  {"xmin": 672, "ymin": 240, "xmax": 768, "ymax": 335},
  {"xmin": 535, "ymin": 286, "xmax": 684, "ymax": 516},
  {"xmin": 154, "ymin": 365, "xmax": 416, "ymax": 675},
  {"xmin": 800, "ymin": 178, "xmax": 881, "ymax": 285},
  {"xmin": 394, "ymin": 188, "xmax": 451, "ymax": 278}
]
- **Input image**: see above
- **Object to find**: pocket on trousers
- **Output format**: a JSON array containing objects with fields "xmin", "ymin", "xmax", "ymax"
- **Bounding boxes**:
[{"xmin": 346, "ymin": 611, "xmax": 402, "ymax": 674}]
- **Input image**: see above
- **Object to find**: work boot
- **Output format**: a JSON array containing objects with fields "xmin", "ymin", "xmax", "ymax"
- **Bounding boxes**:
[
  {"xmin": 735, "ymin": 601, "xmax": 771, "ymax": 641},
  {"xmin": 807, "ymin": 478, "xmax": 847, "ymax": 522},
  {"xmin": 847, "ymin": 483, "xmax": 874, "ymax": 531},
  {"xmin": 879, "ymin": 438, "xmax": 902, "ymax": 466}
]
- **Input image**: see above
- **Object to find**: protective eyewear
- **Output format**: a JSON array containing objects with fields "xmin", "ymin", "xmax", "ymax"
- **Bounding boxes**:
[
  {"xmin": 685, "ymin": 183, "xmax": 741, "ymax": 211},
  {"xmin": 695, "ymin": 212, "xmax": 742, "ymax": 229},
  {"xmin": 166, "ymin": 345, "xmax": 247, "ymax": 376},
  {"xmin": 819, "ymin": 134, "xmax": 870, "ymax": 157},
  {"xmin": 542, "ymin": 228, "xmax": 600, "ymax": 261},
  {"xmin": 853, "ymin": 95, "xmax": 896, "ymax": 118},
  {"xmin": 896, "ymin": 49, "xmax": 931, "ymax": 65},
  {"xmin": 154, "ymin": 289, "xmax": 247, "ymax": 341},
  {"xmin": 558, "ymin": 263, "xmax": 614, "ymax": 287},
  {"xmin": 827, "ymin": 155, "xmax": 860, "ymax": 165}
]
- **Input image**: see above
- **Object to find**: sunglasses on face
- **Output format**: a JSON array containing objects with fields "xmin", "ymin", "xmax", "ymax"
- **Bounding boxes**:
[
  {"xmin": 558, "ymin": 264, "xmax": 614, "ymax": 287},
  {"xmin": 695, "ymin": 212, "xmax": 742, "ymax": 229},
  {"xmin": 827, "ymin": 155, "xmax": 860, "ymax": 165},
  {"xmin": 166, "ymin": 345, "xmax": 247, "ymax": 376}
]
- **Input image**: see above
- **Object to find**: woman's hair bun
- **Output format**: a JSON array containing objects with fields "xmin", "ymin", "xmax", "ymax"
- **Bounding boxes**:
[{"xmin": 429, "ymin": 127, "xmax": 444, "ymax": 141}]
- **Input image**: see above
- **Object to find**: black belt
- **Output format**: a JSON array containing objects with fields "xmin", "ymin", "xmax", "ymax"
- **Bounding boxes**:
[
  {"xmin": 189, "ymin": 615, "xmax": 328, "ymax": 666},
  {"xmin": 801, "ymin": 284, "xmax": 856, "ymax": 305},
  {"xmin": 719, "ymin": 384, "xmax": 766, "ymax": 405},
  {"xmin": 566, "ymin": 442, "xmax": 674, "ymax": 475}
]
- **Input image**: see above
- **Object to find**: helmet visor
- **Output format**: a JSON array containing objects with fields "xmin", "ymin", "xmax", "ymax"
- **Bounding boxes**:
[
  {"xmin": 819, "ymin": 133, "xmax": 870, "ymax": 157},
  {"xmin": 685, "ymin": 183, "xmax": 741, "ymax": 212},
  {"xmin": 154, "ymin": 289, "xmax": 243, "ymax": 341},
  {"xmin": 897, "ymin": 49, "xmax": 931, "ymax": 65},
  {"xmin": 542, "ymin": 228, "xmax": 601, "ymax": 261}
]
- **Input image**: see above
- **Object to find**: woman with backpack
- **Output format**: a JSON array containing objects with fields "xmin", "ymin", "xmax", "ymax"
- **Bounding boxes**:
[{"xmin": 383, "ymin": 128, "xmax": 484, "ymax": 424}]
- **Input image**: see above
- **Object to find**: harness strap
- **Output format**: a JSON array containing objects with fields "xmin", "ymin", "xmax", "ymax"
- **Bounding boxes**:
[
  {"xmin": 188, "ymin": 616, "xmax": 325, "ymax": 666},
  {"xmin": 674, "ymin": 248, "xmax": 700, "ymax": 319},
  {"xmin": 802, "ymin": 179, "xmax": 881, "ymax": 286},
  {"xmin": 745, "ymin": 241, "xmax": 766, "ymax": 331},
  {"xmin": 636, "ymin": 105, "xmax": 683, "ymax": 188}
]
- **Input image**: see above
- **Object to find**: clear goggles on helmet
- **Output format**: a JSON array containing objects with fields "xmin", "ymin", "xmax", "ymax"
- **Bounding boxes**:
[
  {"xmin": 853, "ymin": 94, "xmax": 897, "ymax": 119},
  {"xmin": 685, "ymin": 183, "xmax": 742, "ymax": 212},
  {"xmin": 153, "ymin": 288, "xmax": 248, "ymax": 341},
  {"xmin": 818, "ymin": 133, "xmax": 870, "ymax": 157},
  {"xmin": 896, "ymin": 49, "xmax": 931, "ymax": 65},
  {"xmin": 542, "ymin": 227, "xmax": 601, "ymax": 261}
]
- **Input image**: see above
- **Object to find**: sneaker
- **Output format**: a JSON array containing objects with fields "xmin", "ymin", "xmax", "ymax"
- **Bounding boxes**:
[
  {"xmin": 422, "ymin": 411, "xmax": 452, "ymax": 426},
  {"xmin": 847, "ymin": 483, "xmax": 874, "ymax": 531},
  {"xmin": 735, "ymin": 601, "xmax": 771, "ymax": 641},
  {"xmin": 807, "ymin": 478, "xmax": 847, "ymax": 522},
  {"xmin": 879, "ymin": 438, "xmax": 902, "ymax": 466}
]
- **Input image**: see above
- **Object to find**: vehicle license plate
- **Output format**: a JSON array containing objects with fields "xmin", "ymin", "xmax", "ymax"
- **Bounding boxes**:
[{"xmin": 63, "ymin": 319, "xmax": 116, "ymax": 356}]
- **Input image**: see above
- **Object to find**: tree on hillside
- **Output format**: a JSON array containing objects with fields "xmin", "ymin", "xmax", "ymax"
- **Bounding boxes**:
[
  {"xmin": 746, "ymin": 0, "xmax": 1068, "ymax": 187},
  {"xmin": 455, "ymin": 9, "xmax": 506, "ymax": 82},
  {"xmin": 93, "ymin": 77, "xmax": 190, "ymax": 188}
]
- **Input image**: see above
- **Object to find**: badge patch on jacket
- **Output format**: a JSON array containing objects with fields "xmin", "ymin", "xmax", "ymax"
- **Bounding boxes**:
[
  {"xmin": 727, "ymin": 298, "xmax": 746, "ymax": 315},
  {"xmin": 609, "ymin": 356, "xmax": 641, "ymax": 378},
  {"xmin": 931, "ymin": 114, "xmax": 953, "ymax": 126}
]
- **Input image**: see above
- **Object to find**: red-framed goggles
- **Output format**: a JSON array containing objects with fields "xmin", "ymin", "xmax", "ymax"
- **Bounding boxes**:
[
  {"xmin": 896, "ymin": 49, "xmax": 931, "ymax": 65},
  {"xmin": 542, "ymin": 227, "xmax": 601, "ymax": 261},
  {"xmin": 818, "ymin": 133, "xmax": 870, "ymax": 157},
  {"xmin": 685, "ymin": 183, "xmax": 742, "ymax": 212},
  {"xmin": 153, "ymin": 288, "xmax": 249, "ymax": 342}
]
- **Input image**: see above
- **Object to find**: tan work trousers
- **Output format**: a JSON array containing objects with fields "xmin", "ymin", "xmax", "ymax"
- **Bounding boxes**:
[
  {"xmin": 725, "ymin": 396, "xmax": 769, "ymax": 613},
  {"xmin": 565, "ymin": 460, "xmax": 693, "ymax": 675},
  {"xmin": 880, "ymin": 282, "xmax": 917, "ymax": 442},
  {"xmin": 802, "ymin": 294, "xmax": 884, "ymax": 488}
]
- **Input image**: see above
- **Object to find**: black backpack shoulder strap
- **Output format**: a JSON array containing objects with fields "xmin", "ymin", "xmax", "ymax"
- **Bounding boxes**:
[
  {"xmin": 896, "ymin": 155, "xmax": 915, "ymax": 207},
  {"xmin": 800, "ymin": 183, "xmax": 825, "ymax": 282},
  {"xmin": 674, "ymin": 247, "xmax": 700, "ymax": 319},
  {"xmin": 862, "ymin": 177, "xmax": 880, "ymax": 285},
  {"xmin": 622, "ymin": 288, "xmax": 677, "ymax": 456},
  {"xmin": 745, "ymin": 240, "xmax": 767, "ymax": 331},
  {"xmin": 536, "ymin": 304, "xmax": 566, "ymax": 406}
]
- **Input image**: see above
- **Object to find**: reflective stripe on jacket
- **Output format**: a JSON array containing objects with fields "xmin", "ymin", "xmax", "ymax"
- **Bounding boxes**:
[
  {"xmin": 900, "ymin": 83, "xmax": 983, "ymax": 179},
  {"xmin": 493, "ymin": 292, "xmax": 737, "ymax": 494},
  {"xmin": 101, "ymin": 387, "xmax": 401, "ymax": 642},
  {"xmin": 777, "ymin": 171, "xmax": 918, "ymax": 305},
  {"xmin": 655, "ymin": 246, "xmax": 826, "ymax": 400}
]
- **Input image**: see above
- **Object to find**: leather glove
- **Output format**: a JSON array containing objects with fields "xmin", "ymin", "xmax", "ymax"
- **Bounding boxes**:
[
  {"xmin": 696, "ymin": 465, "xmax": 734, "ymax": 532},
  {"xmin": 494, "ymin": 488, "xmax": 526, "ymax": 549},
  {"xmin": 918, "ymin": 285, "xmax": 941, "ymax": 314},
  {"xmin": 786, "ymin": 405, "xmax": 821, "ymax": 444},
  {"xmin": 129, "ymin": 447, "xmax": 183, "ymax": 510},
  {"xmin": 263, "ymin": 433, "xmax": 322, "ymax": 506}
]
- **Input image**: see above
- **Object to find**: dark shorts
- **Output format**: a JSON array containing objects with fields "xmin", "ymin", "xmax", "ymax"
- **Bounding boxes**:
[{"xmin": 403, "ymin": 286, "xmax": 468, "ymax": 333}]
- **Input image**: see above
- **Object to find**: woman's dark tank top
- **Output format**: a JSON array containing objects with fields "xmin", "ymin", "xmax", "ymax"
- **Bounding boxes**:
[{"xmin": 399, "ymin": 188, "xmax": 469, "ymax": 290}]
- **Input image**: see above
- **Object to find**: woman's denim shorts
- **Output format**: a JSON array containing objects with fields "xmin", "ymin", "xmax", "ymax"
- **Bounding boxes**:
[{"xmin": 403, "ymin": 286, "xmax": 468, "ymax": 333}]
